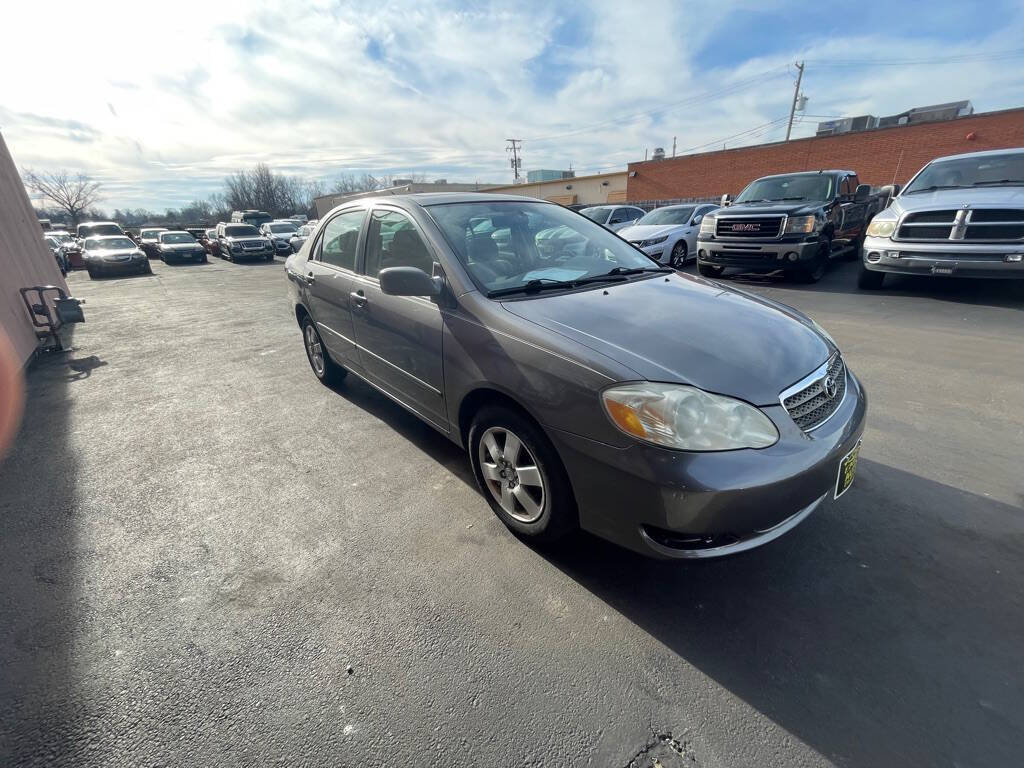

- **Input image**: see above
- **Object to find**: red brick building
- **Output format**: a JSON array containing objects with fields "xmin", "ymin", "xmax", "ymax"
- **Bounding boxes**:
[{"xmin": 626, "ymin": 107, "xmax": 1024, "ymax": 202}]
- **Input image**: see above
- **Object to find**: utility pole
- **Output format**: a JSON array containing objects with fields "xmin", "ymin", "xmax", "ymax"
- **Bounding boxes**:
[
  {"xmin": 785, "ymin": 61, "xmax": 805, "ymax": 142},
  {"xmin": 505, "ymin": 139, "xmax": 522, "ymax": 182},
  {"xmin": 672, "ymin": 136, "xmax": 677, "ymax": 157}
]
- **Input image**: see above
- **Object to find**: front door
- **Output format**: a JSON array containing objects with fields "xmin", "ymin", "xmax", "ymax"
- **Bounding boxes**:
[
  {"xmin": 306, "ymin": 209, "xmax": 365, "ymax": 367},
  {"xmin": 349, "ymin": 207, "xmax": 447, "ymax": 431}
]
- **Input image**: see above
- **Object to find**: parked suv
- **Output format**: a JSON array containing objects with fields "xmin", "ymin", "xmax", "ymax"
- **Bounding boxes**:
[
  {"xmin": 859, "ymin": 148, "xmax": 1024, "ymax": 288},
  {"xmin": 286, "ymin": 194, "xmax": 865, "ymax": 560},
  {"xmin": 216, "ymin": 222, "xmax": 275, "ymax": 261},
  {"xmin": 697, "ymin": 170, "xmax": 884, "ymax": 282},
  {"xmin": 578, "ymin": 205, "xmax": 646, "ymax": 231}
]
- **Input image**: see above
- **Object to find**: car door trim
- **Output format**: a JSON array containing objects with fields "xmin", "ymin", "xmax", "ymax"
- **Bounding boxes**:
[{"xmin": 316, "ymin": 321, "xmax": 356, "ymax": 347}]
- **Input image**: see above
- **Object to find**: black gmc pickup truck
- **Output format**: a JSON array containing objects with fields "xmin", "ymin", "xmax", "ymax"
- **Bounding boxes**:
[{"xmin": 696, "ymin": 170, "xmax": 888, "ymax": 282}]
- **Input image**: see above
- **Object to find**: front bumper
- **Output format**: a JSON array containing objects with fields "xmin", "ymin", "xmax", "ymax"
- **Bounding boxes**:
[
  {"xmin": 548, "ymin": 370, "xmax": 867, "ymax": 559},
  {"xmin": 697, "ymin": 236, "xmax": 821, "ymax": 271},
  {"xmin": 93, "ymin": 258, "xmax": 148, "ymax": 273},
  {"xmin": 630, "ymin": 241, "xmax": 667, "ymax": 261},
  {"xmin": 273, "ymin": 240, "xmax": 293, "ymax": 254},
  {"xmin": 861, "ymin": 236, "xmax": 1024, "ymax": 278}
]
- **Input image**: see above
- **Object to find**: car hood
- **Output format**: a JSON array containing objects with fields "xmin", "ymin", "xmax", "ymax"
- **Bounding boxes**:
[
  {"xmin": 889, "ymin": 185, "xmax": 1024, "ymax": 214},
  {"xmin": 90, "ymin": 248, "xmax": 139, "ymax": 258},
  {"xmin": 718, "ymin": 200, "xmax": 824, "ymax": 216},
  {"xmin": 618, "ymin": 224, "xmax": 685, "ymax": 240},
  {"xmin": 500, "ymin": 273, "xmax": 832, "ymax": 406}
]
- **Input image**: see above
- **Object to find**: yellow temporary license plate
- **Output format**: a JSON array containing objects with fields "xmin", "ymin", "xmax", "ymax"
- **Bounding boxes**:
[{"xmin": 835, "ymin": 441, "xmax": 861, "ymax": 499}]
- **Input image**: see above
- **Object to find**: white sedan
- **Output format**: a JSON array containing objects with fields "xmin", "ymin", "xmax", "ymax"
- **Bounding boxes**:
[{"xmin": 619, "ymin": 203, "xmax": 719, "ymax": 268}]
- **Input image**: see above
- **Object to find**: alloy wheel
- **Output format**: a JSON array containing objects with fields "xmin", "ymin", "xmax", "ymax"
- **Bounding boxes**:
[
  {"xmin": 304, "ymin": 324, "xmax": 325, "ymax": 376},
  {"xmin": 478, "ymin": 427, "xmax": 545, "ymax": 523},
  {"xmin": 670, "ymin": 241, "xmax": 687, "ymax": 268}
]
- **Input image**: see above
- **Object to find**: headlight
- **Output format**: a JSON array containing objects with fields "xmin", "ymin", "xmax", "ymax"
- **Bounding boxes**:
[
  {"xmin": 640, "ymin": 236, "xmax": 669, "ymax": 247},
  {"xmin": 866, "ymin": 218, "xmax": 897, "ymax": 238},
  {"xmin": 602, "ymin": 383, "xmax": 778, "ymax": 451},
  {"xmin": 699, "ymin": 216, "xmax": 716, "ymax": 236},
  {"xmin": 784, "ymin": 215, "xmax": 819, "ymax": 234},
  {"xmin": 231, "ymin": 242, "xmax": 242, "ymax": 251}
]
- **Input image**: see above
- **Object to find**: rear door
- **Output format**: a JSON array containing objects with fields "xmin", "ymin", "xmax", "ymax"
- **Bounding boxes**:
[
  {"xmin": 349, "ymin": 207, "xmax": 448, "ymax": 431},
  {"xmin": 306, "ymin": 209, "xmax": 365, "ymax": 368}
]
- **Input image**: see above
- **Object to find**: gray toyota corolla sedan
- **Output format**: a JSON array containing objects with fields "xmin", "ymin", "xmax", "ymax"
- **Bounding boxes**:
[{"xmin": 285, "ymin": 194, "xmax": 866, "ymax": 559}]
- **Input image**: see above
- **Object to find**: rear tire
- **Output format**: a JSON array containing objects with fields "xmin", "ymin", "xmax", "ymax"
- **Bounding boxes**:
[
  {"xmin": 858, "ymin": 263, "xmax": 885, "ymax": 290},
  {"xmin": 698, "ymin": 263, "xmax": 724, "ymax": 278},
  {"xmin": 301, "ymin": 316, "xmax": 345, "ymax": 385},
  {"xmin": 468, "ymin": 404, "xmax": 577, "ymax": 545}
]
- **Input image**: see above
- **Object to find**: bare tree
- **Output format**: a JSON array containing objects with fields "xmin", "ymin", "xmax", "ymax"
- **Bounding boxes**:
[{"xmin": 23, "ymin": 169, "xmax": 102, "ymax": 225}]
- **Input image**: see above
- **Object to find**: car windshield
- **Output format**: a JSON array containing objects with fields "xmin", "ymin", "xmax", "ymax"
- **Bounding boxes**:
[
  {"xmin": 54, "ymin": 233, "xmax": 73, "ymax": 243},
  {"xmin": 161, "ymin": 232, "xmax": 195, "ymax": 244},
  {"xmin": 268, "ymin": 223, "xmax": 297, "ymax": 233},
  {"xmin": 141, "ymin": 230, "xmax": 164, "ymax": 239},
  {"xmin": 636, "ymin": 206, "xmax": 696, "ymax": 226},
  {"xmin": 427, "ymin": 201, "xmax": 663, "ymax": 296},
  {"xmin": 83, "ymin": 224, "xmax": 123, "ymax": 237},
  {"xmin": 579, "ymin": 206, "xmax": 612, "ymax": 222},
  {"xmin": 95, "ymin": 237, "xmax": 136, "ymax": 250},
  {"xmin": 225, "ymin": 225, "xmax": 259, "ymax": 236},
  {"xmin": 205, "ymin": 230, "xmax": 216, "ymax": 238},
  {"xmin": 903, "ymin": 152, "xmax": 1024, "ymax": 193},
  {"xmin": 735, "ymin": 174, "xmax": 834, "ymax": 203}
]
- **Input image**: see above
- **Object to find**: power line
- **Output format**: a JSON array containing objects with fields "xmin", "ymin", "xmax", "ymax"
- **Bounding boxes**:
[{"xmin": 805, "ymin": 48, "xmax": 1024, "ymax": 67}]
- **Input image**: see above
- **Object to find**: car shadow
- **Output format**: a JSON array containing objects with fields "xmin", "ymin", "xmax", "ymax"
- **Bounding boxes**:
[{"xmin": 536, "ymin": 458, "xmax": 1024, "ymax": 766}]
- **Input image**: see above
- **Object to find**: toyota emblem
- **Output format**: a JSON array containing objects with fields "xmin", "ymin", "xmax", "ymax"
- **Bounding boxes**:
[{"xmin": 823, "ymin": 375, "xmax": 837, "ymax": 398}]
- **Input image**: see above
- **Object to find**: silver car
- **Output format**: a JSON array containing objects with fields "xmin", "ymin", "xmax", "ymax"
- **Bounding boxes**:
[
  {"xmin": 618, "ymin": 204, "xmax": 719, "ymax": 268},
  {"xmin": 578, "ymin": 204, "xmax": 646, "ymax": 231},
  {"xmin": 286, "ymin": 194, "xmax": 866, "ymax": 559},
  {"xmin": 860, "ymin": 148, "xmax": 1024, "ymax": 288}
]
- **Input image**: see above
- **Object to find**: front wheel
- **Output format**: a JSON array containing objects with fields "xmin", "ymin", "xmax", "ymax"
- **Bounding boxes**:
[
  {"xmin": 858, "ymin": 263, "xmax": 886, "ymax": 290},
  {"xmin": 669, "ymin": 241, "xmax": 688, "ymax": 269},
  {"xmin": 142, "ymin": 262, "xmax": 153, "ymax": 275},
  {"xmin": 697, "ymin": 262, "xmax": 724, "ymax": 277},
  {"xmin": 87, "ymin": 266, "xmax": 97, "ymax": 279},
  {"xmin": 468, "ymin": 405, "xmax": 577, "ymax": 544},
  {"xmin": 796, "ymin": 241, "xmax": 830, "ymax": 283}
]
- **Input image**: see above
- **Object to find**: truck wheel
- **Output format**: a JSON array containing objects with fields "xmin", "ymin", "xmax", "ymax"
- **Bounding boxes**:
[
  {"xmin": 857, "ymin": 264, "xmax": 885, "ymax": 290},
  {"xmin": 698, "ymin": 263, "xmax": 724, "ymax": 278},
  {"xmin": 797, "ymin": 241, "xmax": 830, "ymax": 283},
  {"xmin": 468, "ymin": 404, "xmax": 577, "ymax": 545}
]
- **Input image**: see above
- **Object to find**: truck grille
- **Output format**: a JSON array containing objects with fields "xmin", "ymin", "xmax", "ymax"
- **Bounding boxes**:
[
  {"xmin": 715, "ymin": 216, "xmax": 784, "ymax": 238},
  {"xmin": 897, "ymin": 209, "xmax": 1024, "ymax": 241},
  {"xmin": 782, "ymin": 354, "xmax": 846, "ymax": 432}
]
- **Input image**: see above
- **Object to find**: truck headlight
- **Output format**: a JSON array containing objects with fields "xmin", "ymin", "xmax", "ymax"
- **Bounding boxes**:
[
  {"xmin": 866, "ymin": 218, "xmax": 897, "ymax": 238},
  {"xmin": 784, "ymin": 215, "xmax": 819, "ymax": 234},
  {"xmin": 699, "ymin": 216, "xmax": 716, "ymax": 236},
  {"xmin": 602, "ymin": 383, "xmax": 778, "ymax": 451}
]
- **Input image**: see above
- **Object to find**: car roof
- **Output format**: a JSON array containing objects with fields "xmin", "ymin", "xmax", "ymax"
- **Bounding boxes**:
[
  {"xmin": 925, "ymin": 147, "xmax": 1024, "ymax": 163},
  {"xmin": 376, "ymin": 192, "xmax": 550, "ymax": 207},
  {"xmin": 753, "ymin": 170, "xmax": 855, "ymax": 180},
  {"xmin": 159, "ymin": 230, "xmax": 190, "ymax": 236},
  {"xmin": 80, "ymin": 220, "xmax": 120, "ymax": 226}
]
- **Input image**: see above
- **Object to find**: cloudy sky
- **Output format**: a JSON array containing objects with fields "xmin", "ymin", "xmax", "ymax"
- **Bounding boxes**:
[{"xmin": 4, "ymin": 0, "xmax": 1024, "ymax": 211}]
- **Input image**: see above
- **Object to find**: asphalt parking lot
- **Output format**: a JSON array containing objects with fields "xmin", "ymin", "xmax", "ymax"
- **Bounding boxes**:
[{"xmin": 2, "ymin": 255, "xmax": 1022, "ymax": 767}]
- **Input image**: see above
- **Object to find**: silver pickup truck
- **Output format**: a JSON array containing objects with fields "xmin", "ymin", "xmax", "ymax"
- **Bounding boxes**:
[{"xmin": 859, "ymin": 148, "xmax": 1024, "ymax": 288}]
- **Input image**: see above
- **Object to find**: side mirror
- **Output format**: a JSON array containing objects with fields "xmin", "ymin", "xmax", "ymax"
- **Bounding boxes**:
[
  {"xmin": 691, "ymin": 214, "xmax": 703, "ymax": 226},
  {"xmin": 379, "ymin": 266, "xmax": 442, "ymax": 297},
  {"xmin": 854, "ymin": 183, "xmax": 871, "ymax": 202},
  {"xmin": 720, "ymin": 194, "xmax": 733, "ymax": 207}
]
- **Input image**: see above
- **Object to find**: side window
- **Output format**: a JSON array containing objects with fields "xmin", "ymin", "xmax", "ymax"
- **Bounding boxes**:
[
  {"xmin": 840, "ymin": 176, "xmax": 854, "ymax": 198},
  {"xmin": 364, "ymin": 209, "xmax": 434, "ymax": 278},
  {"xmin": 628, "ymin": 208, "xmax": 644, "ymax": 221},
  {"xmin": 319, "ymin": 210, "xmax": 364, "ymax": 270},
  {"xmin": 609, "ymin": 208, "xmax": 630, "ymax": 224}
]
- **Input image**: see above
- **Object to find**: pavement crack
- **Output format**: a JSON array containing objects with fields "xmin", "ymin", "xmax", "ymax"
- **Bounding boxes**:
[{"xmin": 621, "ymin": 727, "xmax": 698, "ymax": 768}]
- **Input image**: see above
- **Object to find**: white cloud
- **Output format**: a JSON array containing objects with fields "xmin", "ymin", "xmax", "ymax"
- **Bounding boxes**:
[{"xmin": 3, "ymin": 0, "xmax": 1024, "ymax": 210}]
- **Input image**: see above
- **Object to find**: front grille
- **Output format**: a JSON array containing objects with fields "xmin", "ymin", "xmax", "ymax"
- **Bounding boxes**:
[
  {"xmin": 897, "ymin": 209, "xmax": 1024, "ymax": 242},
  {"xmin": 241, "ymin": 240, "xmax": 265, "ymax": 249},
  {"xmin": 783, "ymin": 354, "xmax": 846, "ymax": 432},
  {"xmin": 715, "ymin": 216, "xmax": 783, "ymax": 238}
]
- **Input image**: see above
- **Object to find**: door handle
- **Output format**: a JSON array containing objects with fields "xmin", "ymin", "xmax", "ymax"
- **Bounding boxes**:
[
  {"xmin": 350, "ymin": 290, "xmax": 367, "ymax": 307},
  {"xmin": 304, "ymin": 272, "xmax": 315, "ymax": 285}
]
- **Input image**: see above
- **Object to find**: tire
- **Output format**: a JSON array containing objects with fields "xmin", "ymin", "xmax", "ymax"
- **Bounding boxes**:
[
  {"xmin": 301, "ymin": 316, "xmax": 345, "ymax": 385},
  {"xmin": 698, "ymin": 263, "xmax": 724, "ymax": 278},
  {"xmin": 87, "ymin": 266, "xmax": 97, "ymax": 279},
  {"xmin": 142, "ymin": 263, "xmax": 153, "ymax": 275},
  {"xmin": 668, "ymin": 241, "xmax": 688, "ymax": 269},
  {"xmin": 796, "ymin": 240, "xmax": 829, "ymax": 283},
  {"xmin": 201, "ymin": 254, "xmax": 208, "ymax": 264},
  {"xmin": 858, "ymin": 263, "xmax": 885, "ymax": 290},
  {"xmin": 266, "ymin": 253, "xmax": 274, "ymax": 262},
  {"xmin": 468, "ymin": 404, "xmax": 577, "ymax": 544}
]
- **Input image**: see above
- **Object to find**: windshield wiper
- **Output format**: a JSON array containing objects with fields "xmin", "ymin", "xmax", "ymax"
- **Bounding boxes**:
[
  {"xmin": 972, "ymin": 179, "xmax": 1024, "ymax": 186},
  {"xmin": 600, "ymin": 266, "xmax": 673, "ymax": 277},
  {"xmin": 904, "ymin": 184, "xmax": 968, "ymax": 195},
  {"xmin": 487, "ymin": 278, "xmax": 575, "ymax": 298}
]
